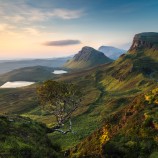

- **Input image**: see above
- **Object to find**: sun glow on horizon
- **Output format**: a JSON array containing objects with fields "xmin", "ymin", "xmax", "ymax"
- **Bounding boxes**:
[{"xmin": 0, "ymin": 0, "xmax": 157, "ymax": 59}]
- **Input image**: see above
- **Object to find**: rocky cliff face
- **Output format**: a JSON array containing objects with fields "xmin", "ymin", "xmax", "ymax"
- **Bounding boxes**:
[
  {"xmin": 129, "ymin": 32, "xmax": 158, "ymax": 51},
  {"xmin": 74, "ymin": 46, "xmax": 107, "ymax": 62},
  {"xmin": 115, "ymin": 32, "xmax": 158, "ymax": 81}
]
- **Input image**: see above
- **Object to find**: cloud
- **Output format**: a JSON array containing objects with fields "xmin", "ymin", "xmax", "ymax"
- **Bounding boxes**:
[
  {"xmin": 0, "ymin": 1, "xmax": 85, "ymax": 38},
  {"xmin": 0, "ymin": 23, "xmax": 13, "ymax": 32},
  {"xmin": 0, "ymin": 23, "xmax": 18, "ymax": 36},
  {"xmin": 53, "ymin": 9, "xmax": 84, "ymax": 20},
  {"xmin": 0, "ymin": 1, "xmax": 85, "ymax": 25},
  {"xmin": 23, "ymin": 28, "xmax": 40, "ymax": 35},
  {"xmin": 43, "ymin": 40, "xmax": 81, "ymax": 46}
]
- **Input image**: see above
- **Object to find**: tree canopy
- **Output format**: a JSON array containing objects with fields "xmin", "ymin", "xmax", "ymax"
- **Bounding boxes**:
[{"xmin": 37, "ymin": 80, "xmax": 82, "ymax": 134}]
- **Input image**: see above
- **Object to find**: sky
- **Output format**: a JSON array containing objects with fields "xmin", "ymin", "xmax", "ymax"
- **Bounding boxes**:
[{"xmin": 0, "ymin": 0, "xmax": 158, "ymax": 59}]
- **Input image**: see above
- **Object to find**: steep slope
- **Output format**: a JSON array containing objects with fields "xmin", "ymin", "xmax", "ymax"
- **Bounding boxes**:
[
  {"xmin": 0, "ymin": 115, "xmax": 62, "ymax": 158},
  {"xmin": 98, "ymin": 46, "xmax": 126, "ymax": 60},
  {"xmin": 63, "ymin": 32, "xmax": 158, "ymax": 157},
  {"xmin": 111, "ymin": 32, "xmax": 158, "ymax": 81},
  {"xmin": 68, "ymin": 91, "xmax": 158, "ymax": 158},
  {"xmin": 64, "ymin": 46, "xmax": 112, "ymax": 69}
]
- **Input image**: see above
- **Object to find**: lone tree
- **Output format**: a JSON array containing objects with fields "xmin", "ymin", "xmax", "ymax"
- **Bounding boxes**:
[{"xmin": 37, "ymin": 80, "xmax": 82, "ymax": 134}]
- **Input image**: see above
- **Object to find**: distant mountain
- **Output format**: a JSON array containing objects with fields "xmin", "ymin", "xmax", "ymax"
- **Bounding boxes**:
[
  {"xmin": 0, "ymin": 66, "xmax": 55, "ymax": 84},
  {"xmin": 0, "ymin": 57, "xmax": 71, "ymax": 74},
  {"xmin": 0, "ymin": 60, "xmax": 12, "ymax": 64},
  {"xmin": 64, "ymin": 46, "xmax": 113, "ymax": 69},
  {"xmin": 98, "ymin": 46, "xmax": 126, "ymax": 60}
]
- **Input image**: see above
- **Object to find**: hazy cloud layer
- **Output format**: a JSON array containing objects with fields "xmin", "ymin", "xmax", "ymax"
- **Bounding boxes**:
[
  {"xmin": 0, "ymin": 1, "xmax": 85, "ymax": 24},
  {"xmin": 0, "ymin": 1, "xmax": 85, "ymax": 37},
  {"xmin": 44, "ymin": 40, "xmax": 81, "ymax": 46},
  {"xmin": 0, "ymin": 0, "xmax": 85, "ymax": 39}
]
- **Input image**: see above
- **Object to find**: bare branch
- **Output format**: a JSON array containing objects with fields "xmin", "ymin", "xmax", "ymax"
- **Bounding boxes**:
[{"xmin": 48, "ymin": 119, "xmax": 74, "ymax": 134}]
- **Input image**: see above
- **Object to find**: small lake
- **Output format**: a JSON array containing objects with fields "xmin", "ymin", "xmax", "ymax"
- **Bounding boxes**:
[
  {"xmin": 0, "ymin": 81, "xmax": 35, "ymax": 88},
  {"xmin": 52, "ymin": 70, "xmax": 68, "ymax": 74}
]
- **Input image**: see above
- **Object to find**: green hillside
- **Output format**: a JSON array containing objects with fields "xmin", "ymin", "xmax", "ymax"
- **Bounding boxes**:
[
  {"xmin": 68, "ymin": 89, "xmax": 158, "ymax": 158},
  {"xmin": 0, "ymin": 66, "xmax": 54, "ymax": 85},
  {"xmin": 64, "ymin": 46, "xmax": 112, "ymax": 70},
  {"xmin": 0, "ymin": 32, "xmax": 158, "ymax": 157},
  {"xmin": 0, "ymin": 57, "xmax": 71, "ymax": 74},
  {"xmin": 0, "ymin": 86, "xmax": 37, "ymax": 114},
  {"xmin": 0, "ymin": 115, "xmax": 62, "ymax": 158},
  {"xmin": 48, "ymin": 32, "xmax": 158, "ymax": 154}
]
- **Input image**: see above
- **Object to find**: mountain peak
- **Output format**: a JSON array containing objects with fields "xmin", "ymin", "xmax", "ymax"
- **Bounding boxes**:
[
  {"xmin": 74, "ymin": 46, "xmax": 106, "ymax": 62},
  {"xmin": 64, "ymin": 46, "xmax": 112, "ymax": 69},
  {"xmin": 98, "ymin": 46, "xmax": 126, "ymax": 60},
  {"xmin": 129, "ymin": 32, "xmax": 158, "ymax": 51},
  {"xmin": 81, "ymin": 46, "xmax": 95, "ymax": 51}
]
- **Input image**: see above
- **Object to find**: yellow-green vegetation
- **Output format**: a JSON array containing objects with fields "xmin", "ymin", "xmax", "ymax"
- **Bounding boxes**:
[
  {"xmin": 145, "ymin": 87, "xmax": 158, "ymax": 104},
  {"xmin": 0, "ymin": 34, "xmax": 158, "ymax": 157},
  {"xmin": 61, "ymin": 42, "xmax": 158, "ymax": 157},
  {"xmin": 0, "ymin": 86, "xmax": 38, "ymax": 114},
  {"xmin": 69, "ymin": 90, "xmax": 158, "ymax": 157},
  {"xmin": 64, "ymin": 46, "xmax": 112, "ymax": 70},
  {"xmin": 0, "ymin": 115, "xmax": 62, "ymax": 158},
  {"xmin": 100, "ymin": 126, "xmax": 109, "ymax": 145},
  {"xmin": 0, "ymin": 52, "xmax": 157, "ymax": 155},
  {"xmin": 100, "ymin": 126, "xmax": 109, "ymax": 152}
]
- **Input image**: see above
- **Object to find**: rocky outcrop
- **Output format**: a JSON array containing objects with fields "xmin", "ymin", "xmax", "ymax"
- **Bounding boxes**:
[
  {"xmin": 129, "ymin": 32, "xmax": 158, "ymax": 51},
  {"xmin": 73, "ymin": 46, "xmax": 107, "ymax": 62}
]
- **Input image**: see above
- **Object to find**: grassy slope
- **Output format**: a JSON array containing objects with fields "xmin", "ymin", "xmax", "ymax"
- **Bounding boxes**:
[
  {"xmin": 65, "ymin": 58, "xmax": 112, "ymax": 70},
  {"xmin": 0, "ymin": 66, "xmax": 55, "ymax": 85},
  {"xmin": 49, "ymin": 48, "xmax": 158, "ymax": 152},
  {"xmin": 0, "ymin": 48, "xmax": 157, "ymax": 156},
  {"xmin": 68, "ymin": 92, "xmax": 158, "ymax": 158},
  {"xmin": 64, "ymin": 47, "xmax": 113, "ymax": 70},
  {"xmin": 64, "ymin": 48, "xmax": 158, "ymax": 157},
  {"xmin": 0, "ymin": 84, "xmax": 38, "ymax": 115},
  {"xmin": 0, "ymin": 115, "xmax": 62, "ymax": 158}
]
